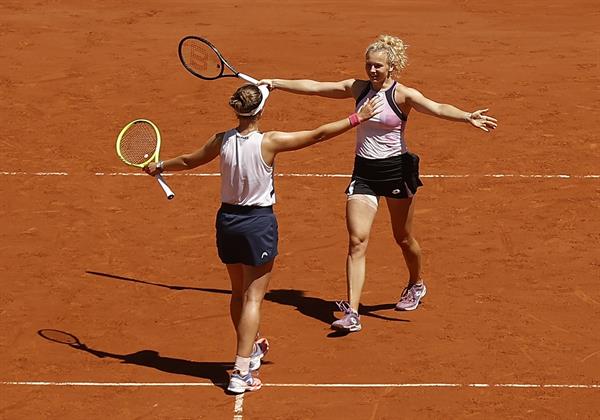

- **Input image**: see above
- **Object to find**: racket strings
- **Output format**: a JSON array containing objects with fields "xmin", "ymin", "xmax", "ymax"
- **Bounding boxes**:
[
  {"xmin": 181, "ymin": 40, "xmax": 222, "ymax": 78},
  {"xmin": 118, "ymin": 122, "xmax": 158, "ymax": 165}
]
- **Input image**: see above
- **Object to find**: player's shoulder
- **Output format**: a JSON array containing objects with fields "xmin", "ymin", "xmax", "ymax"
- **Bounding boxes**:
[
  {"xmin": 394, "ymin": 82, "xmax": 416, "ymax": 93},
  {"xmin": 219, "ymin": 129, "xmax": 236, "ymax": 139},
  {"xmin": 209, "ymin": 131, "xmax": 227, "ymax": 145},
  {"xmin": 394, "ymin": 83, "xmax": 422, "ymax": 99},
  {"xmin": 262, "ymin": 130, "xmax": 283, "ymax": 141},
  {"xmin": 351, "ymin": 79, "xmax": 370, "ymax": 89},
  {"xmin": 351, "ymin": 79, "xmax": 371, "ymax": 97}
]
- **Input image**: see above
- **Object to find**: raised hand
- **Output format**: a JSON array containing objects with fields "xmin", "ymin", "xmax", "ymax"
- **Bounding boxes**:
[{"xmin": 468, "ymin": 109, "xmax": 498, "ymax": 132}]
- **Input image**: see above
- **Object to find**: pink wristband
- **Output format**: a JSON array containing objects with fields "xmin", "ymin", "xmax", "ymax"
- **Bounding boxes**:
[{"xmin": 348, "ymin": 113, "xmax": 361, "ymax": 127}]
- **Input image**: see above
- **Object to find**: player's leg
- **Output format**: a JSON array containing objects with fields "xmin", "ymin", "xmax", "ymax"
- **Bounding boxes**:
[
  {"xmin": 331, "ymin": 194, "xmax": 378, "ymax": 332},
  {"xmin": 226, "ymin": 263, "xmax": 244, "ymax": 331},
  {"xmin": 386, "ymin": 196, "xmax": 421, "ymax": 283},
  {"xmin": 237, "ymin": 261, "xmax": 274, "ymax": 357},
  {"xmin": 227, "ymin": 261, "xmax": 273, "ymax": 393},
  {"xmin": 346, "ymin": 196, "xmax": 378, "ymax": 310},
  {"xmin": 385, "ymin": 196, "xmax": 426, "ymax": 310}
]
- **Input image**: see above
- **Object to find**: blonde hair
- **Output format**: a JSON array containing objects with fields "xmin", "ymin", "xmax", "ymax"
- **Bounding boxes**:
[
  {"xmin": 365, "ymin": 34, "xmax": 408, "ymax": 79},
  {"xmin": 229, "ymin": 84, "xmax": 263, "ymax": 116}
]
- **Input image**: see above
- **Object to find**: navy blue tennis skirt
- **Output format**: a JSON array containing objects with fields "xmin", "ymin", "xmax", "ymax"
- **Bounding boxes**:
[{"xmin": 215, "ymin": 203, "xmax": 278, "ymax": 266}]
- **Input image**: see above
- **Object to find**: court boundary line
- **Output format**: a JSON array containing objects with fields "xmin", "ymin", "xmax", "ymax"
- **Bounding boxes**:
[
  {"xmin": 1, "ymin": 171, "xmax": 599, "ymax": 179},
  {"xmin": 2, "ymin": 381, "xmax": 599, "ymax": 389},
  {"xmin": 233, "ymin": 393, "xmax": 244, "ymax": 420}
]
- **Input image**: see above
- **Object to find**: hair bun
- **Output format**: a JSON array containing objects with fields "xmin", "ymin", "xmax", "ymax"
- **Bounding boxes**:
[{"xmin": 229, "ymin": 84, "xmax": 262, "ymax": 115}]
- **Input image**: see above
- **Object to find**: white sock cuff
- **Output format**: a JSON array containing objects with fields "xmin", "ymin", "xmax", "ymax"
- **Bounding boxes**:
[{"xmin": 234, "ymin": 355, "xmax": 251, "ymax": 375}]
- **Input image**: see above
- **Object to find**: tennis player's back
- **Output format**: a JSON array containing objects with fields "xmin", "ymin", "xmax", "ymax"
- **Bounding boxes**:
[{"xmin": 220, "ymin": 129, "xmax": 275, "ymax": 207}]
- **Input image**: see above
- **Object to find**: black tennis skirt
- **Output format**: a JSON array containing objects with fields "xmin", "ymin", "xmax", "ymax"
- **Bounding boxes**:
[{"xmin": 345, "ymin": 152, "xmax": 423, "ymax": 199}]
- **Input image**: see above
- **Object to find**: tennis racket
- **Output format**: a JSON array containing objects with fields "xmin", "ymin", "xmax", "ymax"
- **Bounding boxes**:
[
  {"xmin": 116, "ymin": 119, "xmax": 175, "ymax": 200},
  {"xmin": 178, "ymin": 36, "xmax": 258, "ymax": 84},
  {"xmin": 38, "ymin": 329, "xmax": 87, "ymax": 349}
]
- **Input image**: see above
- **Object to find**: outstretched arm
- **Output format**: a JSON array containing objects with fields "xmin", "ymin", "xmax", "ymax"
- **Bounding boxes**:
[
  {"xmin": 405, "ymin": 87, "xmax": 498, "ymax": 132},
  {"xmin": 144, "ymin": 132, "xmax": 224, "ymax": 175},
  {"xmin": 259, "ymin": 78, "xmax": 357, "ymax": 99},
  {"xmin": 261, "ymin": 96, "xmax": 382, "ymax": 162}
]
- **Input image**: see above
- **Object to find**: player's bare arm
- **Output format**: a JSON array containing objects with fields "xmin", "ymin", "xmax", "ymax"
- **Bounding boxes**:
[
  {"xmin": 261, "ymin": 96, "xmax": 383, "ymax": 163},
  {"xmin": 145, "ymin": 132, "xmax": 224, "ymax": 175},
  {"xmin": 403, "ymin": 86, "xmax": 498, "ymax": 132},
  {"xmin": 260, "ymin": 78, "xmax": 356, "ymax": 99}
]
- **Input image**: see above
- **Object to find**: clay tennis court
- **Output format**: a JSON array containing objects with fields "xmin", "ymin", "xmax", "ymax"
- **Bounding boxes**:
[{"xmin": 1, "ymin": 0, "xmax": 599, "ymax": 418}]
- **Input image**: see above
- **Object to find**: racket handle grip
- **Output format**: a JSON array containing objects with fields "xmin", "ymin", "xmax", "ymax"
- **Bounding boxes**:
[
  {"xmin": 155, "ymin": 174, "xmax": 175, "ymax": 200},
  {"xmin": 238, "ymin": 73, "xmax": 259, "ymax": 85}
]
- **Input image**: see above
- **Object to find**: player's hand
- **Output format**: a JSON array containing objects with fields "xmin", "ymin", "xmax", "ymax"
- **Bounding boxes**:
[
  {"xmin": 258, "ymin": 79, "xmax": 275, "ymax": 91},
  {"xmin": 143, "ymin": 162, "xmax": 160, "ymax": 176},
  {"xmin": 356, "ymin": 95, "xmax": 384, "ymax": 122},
  {"xmin": 468, "ymin": 109, "xmax": 498, "ymax": 132}
]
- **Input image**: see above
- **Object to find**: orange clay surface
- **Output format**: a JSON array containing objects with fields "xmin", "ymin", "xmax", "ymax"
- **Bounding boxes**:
[{"xmin": 1, "ymin": 1, "xmax": 599, "ymax": 419}]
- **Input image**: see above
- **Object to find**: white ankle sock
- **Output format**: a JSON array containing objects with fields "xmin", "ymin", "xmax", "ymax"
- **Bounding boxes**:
[{"xmin": 234, "ymin": 355, "xmax": 251, "ymax": 375}]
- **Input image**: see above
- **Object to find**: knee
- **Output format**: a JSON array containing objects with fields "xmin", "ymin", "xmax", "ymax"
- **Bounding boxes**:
[
  {"xmin": 394, "ymin": 233, "xmax": 413, "ymax": 249},
  {"xmin": 243, "ymin": 289, "xmax": 266, "ymax": 306},
  {"xmin": 242, "ymin": 296, "xmax": 264, "ymax": 312},
  {"xmin": 348, "ymin": 234, "xmax": 369, "ymax": 257}
]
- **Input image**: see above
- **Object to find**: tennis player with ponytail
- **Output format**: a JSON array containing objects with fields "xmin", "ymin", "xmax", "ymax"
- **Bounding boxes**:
[
  {"xmin": 260, "ymin": 34, "xmax": 498, "ymax": 333},
  {"xmin": 144, "ymin": 84, "xmax": 382, "ymax": 393}
]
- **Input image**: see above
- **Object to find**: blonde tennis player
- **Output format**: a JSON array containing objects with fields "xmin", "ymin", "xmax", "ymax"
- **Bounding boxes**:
[
  {"xmin": 260, "ymin": 34, "xmax": 497, "ymax": 332},
  {"xmin": 144, "ymin": 84, "xmax": 382, "ymax": 393}
]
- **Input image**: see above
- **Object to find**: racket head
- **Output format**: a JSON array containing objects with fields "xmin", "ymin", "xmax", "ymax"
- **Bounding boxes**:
[
  {"xmin": 38, "ymin": 329, "xmax": 84, "ymax": 347},
  {"xmin": 178, "ymin": 36, "xmax": 235, "ymax": 80},
  {"xmin": 116, "ymin": 119, "xmax": 161, "ymax": 168}
]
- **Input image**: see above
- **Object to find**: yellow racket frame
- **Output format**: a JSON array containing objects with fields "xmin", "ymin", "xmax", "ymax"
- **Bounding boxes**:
[
  {"xmin": 115, "ymin": 118, "xmax": 175, "ymax": 200},
  {"xmin": 115, "ymin": 118, "xmax": 161, "ymax": 167}
]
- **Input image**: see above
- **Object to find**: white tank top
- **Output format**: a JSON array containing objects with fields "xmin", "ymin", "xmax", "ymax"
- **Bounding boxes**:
[
  {"xmin": 220, "ymin": 129, "xmax": 275, "ymax": 206},
  {"xmin": 355, "ymin": 81, "xmax": 408, "ymax": 159}
]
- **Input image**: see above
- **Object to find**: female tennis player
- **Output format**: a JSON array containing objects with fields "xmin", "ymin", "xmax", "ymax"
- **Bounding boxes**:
[
  {"xmin": 260, "ymin": 34, "xmax": 498, "ymax": 332},
  {"xmin": 144, "ymin": 84, "xmax": 381, "ymax": 393}
]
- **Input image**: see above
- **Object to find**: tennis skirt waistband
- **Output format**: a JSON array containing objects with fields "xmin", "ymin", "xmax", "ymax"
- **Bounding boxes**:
[
  {"xmin": 353, "ymin": 152, "xmax": 420, "ymax": 181},
  {"xmin": 219, "ymin": 203, "xmax": 274, "ymax": 215}
]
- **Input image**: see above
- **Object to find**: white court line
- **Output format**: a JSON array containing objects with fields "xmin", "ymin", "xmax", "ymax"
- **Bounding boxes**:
[
  {"xmin": 95, "ymin": 172, "xmax": 599, "ymax": 179},
  {"xmin": 2, "ymin": 381, "xmax": 599, "ymax": 388},
  {"xmin": 0, "ymin": 171, "xmax": 69, "ymax": 176},
  {"xmin": 2, "ymin": 171, "xmax": 599, "ymax": 178},
  {"xmin": 233, "ymin": 393, "xmax": 244, "ymax": 420}
]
